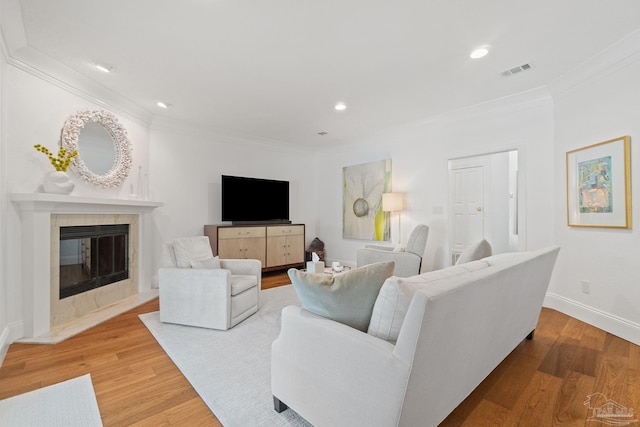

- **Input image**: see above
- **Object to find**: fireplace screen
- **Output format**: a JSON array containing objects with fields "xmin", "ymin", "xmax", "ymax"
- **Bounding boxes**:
[{"xmin": 59, "ymin": 224, "xmax": 129, "ymax": 299}]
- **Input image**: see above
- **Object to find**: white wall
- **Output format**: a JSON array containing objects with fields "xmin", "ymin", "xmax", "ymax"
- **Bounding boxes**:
[
  {"xmin": 148, "ymin": 125, "xmax": 318, "ymax": 277},
  {"xmin": 0, "ymin": 33, "xmax": 8, "ymax": 361},
  {"xmin": 547, "ymin": 32, "xmax": 640, "ymax": 344},
  {"xmin": 1, "ymin": 64, "xmax": 152, "ymax": 344},
  {"xmin": 311, "ymin": 88, "xmax": 556, "ymax": 272}
]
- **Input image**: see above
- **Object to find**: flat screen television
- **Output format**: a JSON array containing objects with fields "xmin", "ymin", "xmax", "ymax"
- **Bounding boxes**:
[{"xmin": 221, "ymin": 175, "xmax": 290, "ymax": 224}]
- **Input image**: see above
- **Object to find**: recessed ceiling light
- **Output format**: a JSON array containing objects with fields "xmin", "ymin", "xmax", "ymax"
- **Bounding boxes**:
[
  {"xmin": 93, "ymin": 62, "xmax": 113, "ymax": 73},
  {"xmin": 156, "ymin": 101, "xmax": 172, "ymax": 109},
  {"xmin": 470, "ymin": 47, "xmax": 489, "ymax": 59},
  {"xmin": 334, "ymin": 102, "xmax": 347, "ymax": 111}
]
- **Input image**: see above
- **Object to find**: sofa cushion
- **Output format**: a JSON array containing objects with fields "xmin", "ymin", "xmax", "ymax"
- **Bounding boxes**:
[
  {"xmin": 190, "ymin": 256, "xmax": 221, "ymax": 270},
  {"xmin": 173, "ymin": 236, "xmax": 214, "ymax": 268},
  {"xmin": 456, "ymin": 239, "xmax": 492, "ymax": 265},
  {"xmin": 368, "ymin": 260, "xmax": 490, "ymax": 343},
  {"xmin": 288, "ymin": 261, "xmax": 395, "ymax": 332}
]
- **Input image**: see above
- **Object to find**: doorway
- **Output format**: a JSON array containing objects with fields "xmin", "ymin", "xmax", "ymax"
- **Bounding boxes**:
[{"xmin": 448, "ymin": 150, "xmax": 520, "ymax": 264}]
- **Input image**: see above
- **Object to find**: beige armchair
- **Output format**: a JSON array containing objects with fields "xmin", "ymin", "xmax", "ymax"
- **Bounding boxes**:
[
  {"xmin": 158, "ymin": 236, "xmax": 261, "ymax": 330},
  {"xmin": 356, "ymin": 224, "xmax": 429, "ymax": 277}
]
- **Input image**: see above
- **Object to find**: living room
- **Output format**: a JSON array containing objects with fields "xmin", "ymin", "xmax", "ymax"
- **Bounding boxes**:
[{"xmin": 1, "ymin": 1, "xmax": 640, "ymax": 425}]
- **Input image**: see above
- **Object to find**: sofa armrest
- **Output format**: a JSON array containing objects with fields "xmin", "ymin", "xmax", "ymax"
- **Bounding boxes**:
[
  {"xmin": 158, "ymin": 267, "xmax": 232, "ymax": 328},
  {"xmin": 357, "ymin": 248, "xmax": 422, "ymax": 277},
  {"xmin": 271, "ymin": 306, "xmax": 410, "ymax": 426},
  {"xmin": 219, "ymin": 259, "xmax": 262, "ymax": 289}
]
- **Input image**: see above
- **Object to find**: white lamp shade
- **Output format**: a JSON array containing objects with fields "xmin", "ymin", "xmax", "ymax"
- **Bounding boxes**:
[{"xmin": 382, "ymin": 193, "xmax": 405, "ymax": 212}]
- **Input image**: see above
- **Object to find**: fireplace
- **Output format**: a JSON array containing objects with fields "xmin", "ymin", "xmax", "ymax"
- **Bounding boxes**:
[
  {"xmin": 50, "ymin": 214, "xmax": 140, "ymax": 327},
  {"xmin": 11, "ymin": 193, "xmax": 163, "ymax": 342},
  {"xmin": 59, "ymin": 224, "xmax": 130, "ymax": 299}
]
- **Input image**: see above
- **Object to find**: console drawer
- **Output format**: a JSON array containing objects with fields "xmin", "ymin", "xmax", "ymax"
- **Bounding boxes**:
[
  {"xmin": 218, "ymin": 227, "xmax": 266, "ymax": 239},
  {"xmin": 267, "ymin": 225, "xmax": 304, "ymax": 237}
]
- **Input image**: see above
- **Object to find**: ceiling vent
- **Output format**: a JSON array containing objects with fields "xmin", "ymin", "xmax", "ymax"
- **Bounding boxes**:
[{"xmin": 501, "ymin": 63, "xmax": 533, "ymax": 77}]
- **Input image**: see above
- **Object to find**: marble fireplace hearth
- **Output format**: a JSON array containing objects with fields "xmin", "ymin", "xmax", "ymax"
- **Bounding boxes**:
[{"xmin": 11, "ymin": 193, "xmax": 163, "ymax": 344}]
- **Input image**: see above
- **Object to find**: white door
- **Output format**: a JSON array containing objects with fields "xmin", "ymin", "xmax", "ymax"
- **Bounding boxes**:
[{"xmin": 450, "ymin": 165, "xmax": 485, "ymax": 257}]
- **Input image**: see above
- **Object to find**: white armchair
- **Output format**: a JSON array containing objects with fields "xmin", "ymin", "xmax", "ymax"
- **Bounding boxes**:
[
  {"xmin": 356, "ymin": 224, "xmax": 429, "ymax": 277},
  {"xmin": 158, "ymin": 236, "xmax": 261, "ymax": 330}
]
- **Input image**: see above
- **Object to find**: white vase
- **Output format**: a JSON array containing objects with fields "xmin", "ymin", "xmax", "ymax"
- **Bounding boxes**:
[{"xmin": 43, "ymin": 171, "xmax": 74, "ymax": 194}]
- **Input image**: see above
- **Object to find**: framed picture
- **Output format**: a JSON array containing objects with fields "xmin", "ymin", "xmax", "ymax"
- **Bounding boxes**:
[
  {"xmin": 566, "ymin": 136, "xmax": 631, "ymax": 228},
  {"xmin": 342, "ymin": 159, "xmax": 392, "ymax": 240}
]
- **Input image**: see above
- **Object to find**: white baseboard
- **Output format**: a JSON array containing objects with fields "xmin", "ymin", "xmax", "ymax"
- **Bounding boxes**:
[
  {"xmin": 0, "ymin": 321, "xmax": 24, "ymax": 367},
  {"xmin": 544, "ymin": 293, "xmax": 640, "ymax": 346},
  {"xmin": 0, "ymin": 327, "xmax": 8, "ymax": 367}
]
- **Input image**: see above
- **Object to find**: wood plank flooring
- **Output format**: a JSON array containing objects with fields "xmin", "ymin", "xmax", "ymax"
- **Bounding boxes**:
[{"xmin": 1, "ymin": 271, "xmax": 638, "ymax": 426}]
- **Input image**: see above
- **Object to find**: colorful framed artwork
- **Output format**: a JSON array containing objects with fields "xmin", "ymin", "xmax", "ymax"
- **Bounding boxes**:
[
  {"xmin": 342, "ymin": 159, "xmax": 392, "ymax": 240},
  {"xmin": 566, "ymin": 136, "xmax": 631, "ymax": 228}
]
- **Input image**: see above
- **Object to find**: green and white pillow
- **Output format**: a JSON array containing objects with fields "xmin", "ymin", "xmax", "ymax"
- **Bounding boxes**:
[{"xmin": 288, "ymin": 261, "xmax": 395, "ymax": 332}]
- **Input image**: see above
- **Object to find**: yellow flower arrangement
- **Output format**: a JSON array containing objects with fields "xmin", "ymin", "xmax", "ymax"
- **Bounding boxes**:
[{"xmin": 34, "ymin": 144, "xmax": 78, "ymax": 172}]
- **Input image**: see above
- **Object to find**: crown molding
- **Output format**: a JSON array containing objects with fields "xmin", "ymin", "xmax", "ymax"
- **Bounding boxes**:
[
  {"xmin": 5, "ymin": 48, "xmax": 154, "ymax": 126},
  {"xmin": 1, "ymin": 0, "xmax": 153, "ymax": 126},
  {"xmin": 150, "ymin": 115, "xmax": 313, "ymax": 154},
  {"xmin": 547, "ymin": 28, "xmax": 640, "ymax": 99}
]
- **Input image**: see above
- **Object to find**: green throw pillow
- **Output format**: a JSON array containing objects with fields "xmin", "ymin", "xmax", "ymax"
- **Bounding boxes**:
[{"xmin": 288, "ymin": 261, "xmax": 395, "ymax": 332}]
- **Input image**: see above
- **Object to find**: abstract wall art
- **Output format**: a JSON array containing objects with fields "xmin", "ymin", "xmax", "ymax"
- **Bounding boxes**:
[
  {"xmin": 342, "ymin": 159, "xmax": 392, "ymax": 240},
  {"xmin": 566, "ymin": 136, "xmax": 631, "ymax": 228}
]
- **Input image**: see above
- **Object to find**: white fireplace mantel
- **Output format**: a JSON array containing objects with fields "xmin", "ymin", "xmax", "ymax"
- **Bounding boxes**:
[
  {"xmin": 11, "ymin": 193, "xmax": 163, "ymax": 213},
  {"xmin": 11, "ymin": 193, "xmax": 163, "ymax": 341}
]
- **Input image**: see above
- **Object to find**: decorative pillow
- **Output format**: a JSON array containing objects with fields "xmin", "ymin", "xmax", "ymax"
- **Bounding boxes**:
[
  {"xmin": 367, "ymin": 260, "xmax": 491, "ymax": 343},
  {"xmin": 191, "ymin": 256, "xmax": 221, "ymax": 269},
  {"xmin": 288, "ymin": 261, "xmax": 395, "ymax": 332},
  {"xmin": 456, "ymin": 239, "xmax": 492, "ymax": 265},
  {"xmin": 173, "ymin": 236, "xmax": 214, "ymax": 268}
]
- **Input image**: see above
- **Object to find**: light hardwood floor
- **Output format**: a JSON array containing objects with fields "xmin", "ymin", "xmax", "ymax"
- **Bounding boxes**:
[{"xmin": 1, "ymin": 271, "xmax": 638, "ymax": 426}]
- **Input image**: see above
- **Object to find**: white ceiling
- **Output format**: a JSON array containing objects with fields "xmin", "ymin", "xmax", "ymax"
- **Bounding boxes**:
[{"xmin": 6, "ymin": 0, "xmax": 640, "ymax": 146}]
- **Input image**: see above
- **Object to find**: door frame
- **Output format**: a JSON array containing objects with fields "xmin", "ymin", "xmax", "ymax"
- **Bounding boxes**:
[
  {"xmin": 449, "ymin": 157, "xmax": 489, "ymax": 263},
  {"xmin": 447, "ymin": 146, "xmax": 527, "ymax": 264}
]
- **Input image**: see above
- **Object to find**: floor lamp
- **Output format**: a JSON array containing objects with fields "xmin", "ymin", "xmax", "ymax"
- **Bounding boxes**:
[{"xmin": 382, "ymin": 192, "xmax": 405, "ymax": 244}]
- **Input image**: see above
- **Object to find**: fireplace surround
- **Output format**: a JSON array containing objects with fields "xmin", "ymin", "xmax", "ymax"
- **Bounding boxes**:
[{"xmin": 11, "ymin": 193, "xmax": 162, "ymax": 342}]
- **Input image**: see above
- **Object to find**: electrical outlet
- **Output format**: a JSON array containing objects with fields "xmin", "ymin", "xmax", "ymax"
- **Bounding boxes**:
[{"xmin": 581, "ymin": 280, "xmax": 590, "ymax": 294}]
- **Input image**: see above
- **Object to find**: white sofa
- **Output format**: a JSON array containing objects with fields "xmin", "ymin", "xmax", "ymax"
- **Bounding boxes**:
[{"xmin": 271, "ymin": 246, "xmax": 560, "ymax": 426}]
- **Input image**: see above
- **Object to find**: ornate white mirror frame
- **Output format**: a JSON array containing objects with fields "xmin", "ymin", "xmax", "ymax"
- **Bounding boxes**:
[{"xmin": 60, "ymin": 109, "xmax": 132, "ymax": 188}]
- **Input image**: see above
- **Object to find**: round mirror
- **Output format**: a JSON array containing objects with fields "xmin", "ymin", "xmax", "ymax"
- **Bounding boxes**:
[{"xmin": 60, "ymin": 109, "xmax": 132, "ymax": 188}]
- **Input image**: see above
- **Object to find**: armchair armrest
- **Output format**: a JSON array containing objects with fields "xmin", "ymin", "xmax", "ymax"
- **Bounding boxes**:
[
  {"xmin": 219, "ymin": 259, "xmax": 262, "ymax": 289},
  {"xmin": 158, "ymin": 267, "xmax": 232, "ymax": 329},
  {"xmin": 357, "ymin": 248, "xmax": 422, "ymax": 277},
  {"xmin": 271, "ymin": 306, "xmax": 410, "ymax": 426},
  {"xmin": 364, "ymin": 244, "xmax": 394, "ymax": 251}
]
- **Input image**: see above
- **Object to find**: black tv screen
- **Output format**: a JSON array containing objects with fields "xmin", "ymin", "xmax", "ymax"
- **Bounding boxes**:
[{"xmin": 221, "ymin": 175, "xmax": 290, "ymax": 224}]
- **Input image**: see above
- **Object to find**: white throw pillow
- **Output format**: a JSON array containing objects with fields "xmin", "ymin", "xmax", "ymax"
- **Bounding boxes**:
[
  {"xmin": 456, "ymin": 239, "xmax": 492, "ymax": 265},
  {"xmin": 191, "ymin": 256, "xmax": 221, "ymax": 269},
  {"xmin": 367, "ymin": 260, "xmax": 490, "ymax": 343},
  {"xmin": 288, "ymin": 261, "xmax": 395, "ymax": 332},
  {"xmin": 173, "ymin": 236, "xmax": 214, "ymax": 268}
]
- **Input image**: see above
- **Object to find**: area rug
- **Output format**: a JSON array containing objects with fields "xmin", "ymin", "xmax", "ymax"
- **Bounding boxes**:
[
  {"xmin": 139, "ymin": 285, "xmax": 312, "ymax": 427},
  {"xmin": 0, "ymin": 374, "xmax": 103, "ymax": 426}
]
